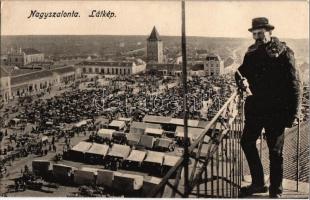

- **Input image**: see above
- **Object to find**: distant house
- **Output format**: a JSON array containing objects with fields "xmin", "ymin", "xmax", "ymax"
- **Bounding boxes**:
[
  {"xmin": 0, "ymin": 64, "xmax": 78, "ymax": 100},
  {"xmin": 7, "ymin": 48, "xmax": 44, "ymax": 67},
  {"xmin": 204, "ymin": 53, "xmax": 224, "ymax": 76},
  {"xmin": 0, "ymin": 66, "xmax": 11, "ymax": 103},
  {"xmin": 77, "ymin": 60, "xmax": 146, "ymax": 76}
]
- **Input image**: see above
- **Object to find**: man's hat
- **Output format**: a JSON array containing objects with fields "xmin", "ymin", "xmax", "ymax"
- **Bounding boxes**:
[{"xmin": 248, "ymin": 17, "xmax": 275, "ymax": 32}]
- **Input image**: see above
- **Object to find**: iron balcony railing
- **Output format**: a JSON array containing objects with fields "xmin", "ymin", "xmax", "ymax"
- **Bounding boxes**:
[
  {"xmin": 147, "ymin": 89, "xmax": 305, "ymax": 198},
  {"xmin": 148, "ymin": 91, "xmax": 245, "ymax": 198}
]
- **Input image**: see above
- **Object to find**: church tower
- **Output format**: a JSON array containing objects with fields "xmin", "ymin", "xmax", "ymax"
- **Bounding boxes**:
[{"xmin": 147, "ymin": 26, "xmax": 164, "ymax": 63}]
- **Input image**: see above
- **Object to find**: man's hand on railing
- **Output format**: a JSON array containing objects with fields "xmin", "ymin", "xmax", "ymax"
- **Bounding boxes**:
[
  {"xmin": 285, "ymin": 117, "xmax": 299, "ymax": 128},
  {"xmin": 237, "ymin": 78, "xmax": 252, "ymax": 96}
]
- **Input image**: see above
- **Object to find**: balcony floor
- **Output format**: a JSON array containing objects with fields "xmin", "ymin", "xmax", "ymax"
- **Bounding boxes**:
[{"xmin": 242, "ymin": 175, "xmax": 309, "ymax": 199}]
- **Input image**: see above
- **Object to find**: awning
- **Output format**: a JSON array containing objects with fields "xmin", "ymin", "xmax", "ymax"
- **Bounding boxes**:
[
  {"xmin": 107, "ymin": 144, "xmax": 131, "ymax": 159},
  {"xmin": 175, "ymin": 126, "xmax": 204, "ymax": 140},
  {"xmin": 125, "ymin": 150, "xmax": 146, "ymax": 163},
  {"xmin": 71, "ymin": 141, "xmax": 92, "ymax": 152},
  {"xmin": 170, "ymin": 118, "xmax": 200, "ymax": 127},
  {"xmin": 41, "ymin": 136, "xmax": 49, "ymax": 142},
  {"xmin": 113, "ymin": 172, "xmax": 143, "ymax": 191},
  {"xmin": 145, "ymin": 128, "xmax": 163, "ymax": 136},
  {"xmin": 144, "ymin": 151, "xmax": 164, "ymax": 165},
  {"xmin": 163, "ymin": 155, "xmax": 180, "ymax": 167},
  {"xmin": 126, "ymin": 133, "xmax": 142, "ymax": 145},
  {"xmin": 139, "ymin": 135, "xmax": 155, "ymax": 149},
  {"xmin": 86, "ymin": 143, "xmax": 109, "ymax": 156},
  {"xmin": 74, "ymin": 120, "xmax": 88, "ymax": 128},
  {"xmin": 97, "ymin": 129, "xmax": 115, "ymax": 139},
  {"xmin": 109, "ymin": 120, "xmax": 126, "ymax": 129},
  {"xmin": 155, "ymin": 138, "xmax": 173, "ymax": 149},
  {"xmin": 118, "ymin": 117, "xmax": 132, "ymax": 123}
]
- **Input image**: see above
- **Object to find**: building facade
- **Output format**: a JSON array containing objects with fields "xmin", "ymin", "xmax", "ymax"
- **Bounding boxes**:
[
  {"xmin": 146, "ymin": 26, "xmax": 164, "ymax": 64},
  {"xmin": 7, "ymin": 48, "xmax": 44, "ymax": 67},
  {"xmin": 77, "ymin": 60, "xmax": 146, "ymax": 76},
  {"xmin": 0, "ymin": 67, "xmax": 11, "ymax": 103},
  {"xmin": 0, "ymin": 65, "xmax": 78, "ymax": 100},
  {"xmin": 204, "ymin": 54, "xmax": 224, "ymax": 76}
]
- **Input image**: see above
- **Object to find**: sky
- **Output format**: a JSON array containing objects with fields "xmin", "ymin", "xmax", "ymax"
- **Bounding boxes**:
[{"xmin": 1, "ymin": 0, "xmax": 309, "ymax": 39}]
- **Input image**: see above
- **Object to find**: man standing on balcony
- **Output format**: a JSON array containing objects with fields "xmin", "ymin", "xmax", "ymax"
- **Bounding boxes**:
[{"xmin": 235, "ymin": 17, "xmax": 302, "ymax": 198}]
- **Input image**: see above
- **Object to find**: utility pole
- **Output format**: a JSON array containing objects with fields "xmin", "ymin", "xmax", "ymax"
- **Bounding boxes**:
[{"xmin": 181, "ymin": 0, "xmax": 189, "ymax": 197}]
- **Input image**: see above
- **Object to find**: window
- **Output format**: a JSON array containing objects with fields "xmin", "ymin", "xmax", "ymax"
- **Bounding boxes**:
[
  {"xmin": 83, "ymin": 68, "xmax": 86, "ymax": 73},
  {"xmin": 112, "ymin": 68, "xmax": 114, "ymax": 74},
  {"xmin": 116, "ymin": 68, "xmax": 119, "ymax": 74},
  {"xmin": 101, "ymin": 69, "xmax": 104, "ymax": 74},
  {"xmin": 128, "ymin": 69, "xmax": 130, "ymax": 74}
]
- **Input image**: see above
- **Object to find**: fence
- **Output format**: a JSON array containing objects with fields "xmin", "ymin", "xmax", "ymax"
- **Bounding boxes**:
[{"xmin": 148, "ymin": 91, "xmax": 245, "ymax": 197}]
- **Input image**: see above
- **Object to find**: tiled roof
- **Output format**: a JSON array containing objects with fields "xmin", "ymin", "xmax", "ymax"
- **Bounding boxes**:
[
  {"xmin": 76, "ymin": 61, "xmax": 133, "ymax": 67},
  {"xmin": 206, "ymin": 54, "xmax": 221, "ymax": 61},
  {"xmin": 22, "ymin": 48, "xmax": 42, "ymax": 55},
  {"xmin": 11, "ymin": 70, "xmax": 53, "ymax": 85},
  {"xmin": 148, "ymin": 26, "xmax": 161, "ymax": 41},
  {"xmin": 49, "ymin": 66, "xmax": 76, "ymax": 74}
]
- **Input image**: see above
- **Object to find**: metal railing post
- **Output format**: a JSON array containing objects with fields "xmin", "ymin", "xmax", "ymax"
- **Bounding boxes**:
[{"xmin": 296, "ymin": 117, "xmax": 300, "ymax": 192}]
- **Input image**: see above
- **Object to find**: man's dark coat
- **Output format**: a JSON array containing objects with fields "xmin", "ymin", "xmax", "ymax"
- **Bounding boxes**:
[{"xmin": 235, "ymin": 37, "xmax": 302, "ymax": 127}]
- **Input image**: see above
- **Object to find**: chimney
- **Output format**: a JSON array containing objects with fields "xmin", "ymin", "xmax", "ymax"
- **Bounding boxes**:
[{"xmin": 19, "ymin": 47, "xmax": 22, "ymax": 53}]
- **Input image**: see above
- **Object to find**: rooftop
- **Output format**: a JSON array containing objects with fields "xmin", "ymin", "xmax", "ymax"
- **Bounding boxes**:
[
  {"xmin": 11, "ymin": 70, "xmax": 53, "ymax": 86},
  {"xmin": 147, "ymin": 26, "xmax": 161, "ymax": 41},
  {"xmin": 22, "ymin": 48, "xmax": 42, "ymax": 55},
  {"xmin": 77, "ymin": 60, "xmax": 134, "ymax": 67},
  {"xmin": 206, "ymin": 53, "xmax": 222, "ymax": 61}
]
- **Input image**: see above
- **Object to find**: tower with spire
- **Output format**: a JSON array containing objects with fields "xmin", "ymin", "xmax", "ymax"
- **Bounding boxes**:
[{"xmin": 147, "ymin": 26, "xmax": 164, "ymax": 63}]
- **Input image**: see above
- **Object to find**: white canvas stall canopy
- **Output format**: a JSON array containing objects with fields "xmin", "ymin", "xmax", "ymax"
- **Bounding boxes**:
[
  {"xmin": 85, "ymin": 143, "xmax": 109, "ymax": 160},
  {"xmin": 145, "ymin": 128, "xmax": 164, "ymax": 137},
  {"xmin": 74, "ymin": 167, "xmax": 99, "ymax": 185},
  {"xmin": 41, "ymin": 136, "xmax": 49, "ymax": 143},
  {"xmin": 175, "ymin": 126, "xmax": 204, "ymax": 141},
  {"xmin": 97, "ymin": 128, "xmax": 115, "ymax": 140},
  {"xmin": 130, "ymin": 121, "xmax": 161, "ymax": 135},
  {"xmin": 162, "ymin": 154, "xmax": 181, "ymax": 178},
  {"xmin": 170, "ymin": 118, "xmax": 200, "ymax": 127},
  {"xmin": 125, "ymin": 150, "xmax": 146, "ymax": 164},
  {"xmin": 10, "ymin": 118, "xmax": 21, "ymax": 125},
  {"xmin": 96, "ymin": 169, "xmax": 114, "ymax": 187},
  {"xmin": 53, "ymin": 164, "xmax": 77, "ymax": 181},
  {"xmin": 24, "ymin": 123, "xmax": 36, "ymax": 133},
  {"xmin": 46, "ymin": 121, "xmax": 53, "ymax": 125},
  {"xmin": 107, "ymin": 144, "xmax": 131, "ymax": 160},
  {"xmin": 154, "ymin": 138, "xmax": 173, "ymax": 151},
  {"xmin": 74, "ymin": 120, "xmax": 88, "ymax": 128},
  {"xmin": 69, "ymin": 141, "xmax": 92, "ymax": 161},
  {"xmin": 12, "ymin": 118, "xmax": 21, "ymax": 123},
  {"xmin": 143, "ymin": 115, "xmax": 171, "ymax": 125},
  {"xmin": 126, "ymin": 133, "xmax": 142, "ymax": 146},
  {"xmin": 139, "ymin": 135, "xmax": 155, "ymax": 149},
  {"xmin": 142, "ymin": 176, "xmax": 162, "ymax": 196},
  {"xmin": 94, "ymin": 117, "xmax": 109, "ymax": 128},
  {"xmin": 118, "ymin": 117, "xmax": 132, "ymax": 124},
  {"xmin": 112, "ymin": 172, "xmax": 144, "ymax": 192},
  {"xmin": 163, "ymin": 155, "xmax": 180, "ymax": 167},
  {"xmin": 143, "ymin": 151, "xmax": 164, "ymax": 166},
  {"xmin": 108, "ymin": 120, "xmax": 126, "ymax": 131}
]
